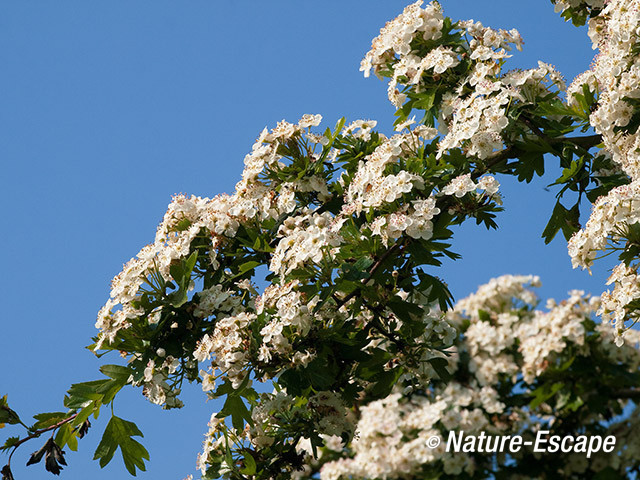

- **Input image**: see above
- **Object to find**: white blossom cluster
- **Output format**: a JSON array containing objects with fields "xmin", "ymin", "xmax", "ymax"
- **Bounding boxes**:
[
  {"xmin": 95, "ymin": 109, "xmax": 467, "ymax": 411},
  {"xmin": 564, "ymin": 0, "xmax": 640, "ymax": 345},
  {"xmin": 360, "ymin": 1, "xmax": 447, "ymax": 106},
  {"xmin": 319, "ymin": 275, "xmax": 640, "ymax": 479},
  {"xmin": 368, "ymin": 196, "xmax": 440, "ymax": 246},
  {"xmin": 193, "ymin": 312, "xmax": 255, "ymax": 389},
  {"xmin": 361, "ymin": 1, "xmax": 566, "ymax": 161},
  {"xmin": 345, "ymin": 125, "xmax": 501, "ymax": 246},
  {"xmin": 270, "ymin": 212, "xmax": 344, "ymax": 277},
  {"xmin": 364, "ymin": 172, "xmax": 501, "ymax": 246},
  {"xmin": 567, "ymin": 180, "xmax": 640, "ymax": 271},
  {"xmin": 95, "ymin": 115, "xmax": 335, "ymax": 402},
  {"xmin": 442, "ymin": 172, "xmax": 500, "ymax": 200},
  {"xmin": 436, "ymin": 58, "xmax": 564, "ymax": 160},
  {"xmin": 320, "ymin": 383, "xmax": 511, "ymax": 480},
  {"xmin": 345, "ymin": 132, "xmax": 427, "ymax": 213},
  {"xmin": 568, "ymin": 179, "xmax": 640, "ymax": 344},
  {"xmin": 552, "ymin": 0, "xmax": 605, "ymax": 17},
  {"xmin": 198, "ymin": 390, "xmax": 354, "ymax": 477},
  {"xmin": 580, "ymin": 0, "xmax": 640, "ymax": 179},
  {"xmin": 131, "ymin": 355, "xmax": 183, "ymax": 408},
  {"xmin": 599, "ymin": 263, "xmax": 640, "ymax": 344}
]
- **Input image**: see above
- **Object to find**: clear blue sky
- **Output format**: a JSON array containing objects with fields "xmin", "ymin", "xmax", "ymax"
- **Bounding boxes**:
[{"xmin": 0, "ymin": 1, "xmax": 612, "ymax": 478}]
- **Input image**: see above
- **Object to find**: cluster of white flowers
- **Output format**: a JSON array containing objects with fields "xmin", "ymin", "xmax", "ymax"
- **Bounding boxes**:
[
  {"xmin": 95, "ymin": 115, "xmax": 339, "ymax": 404},
  {"xmin": 517, "ymin": 292, "xmax": 591, "ymax": 383},
  {"xmin": 345, "ymin": 133, "xmax": 426, "ymax": 213},
  {"xmin": 198, "ymin": 389, "xmax": 354, "ymax": 478},
  {"xmin": 451, "ymin": 275, "xmax": 540, "ymax": 385},
  {"xmin": 130, "ymin": 356, "xmax": 183, "ymax": 408},
  {"xmin": 599, "ymin": 263, "xmax": 640, "ymax": 344},
  {"xmin": 193, "ymin": 284, "xmax": 242, "ymax": 319},
  {"xmin": 552, "ymin": 0, "xmax": 605, "ymax": 17},
  {"xmin": 248, "ymin": 391, "xmax": 293, "ymax": 449},
  {"xmin": 194, "ymin": 312, "xmax": 255, "ymax": 389},
  {"xmin": 254, "ymin": 281, "xmax": 317, "ymax": 362},
  {"xmin": 568, "ymin": 181, "xmax": 640, "ymax": 270},
  {"xmin": 563, "ymin": 0, "xmax": 640, "ymax": 344},
  {"xmin": 568, "ymin": 180, "xmax": 640, "ymax": 343},
  {"xmin": 320, "ymin": 392, "xmax": 447, "ymax": 479},
  {"xmin": 368, "ymin": 196, "xmax": 440, "ymax": 246},
  {"xmin": 360, "ymin": 1, "xmax": 446, "ymax": 106},
  {"xmin": 437, "ymin": 58, "xmax": 564, "ymax": 159},
  {"xmin": 342, "ymin": 119, "xmax": 378, "ymax": 141},
  {"xmin": 455, "ymin": 278, "xmax": 598, "ymax": 385},
  {"xmin": 320, "ymin": 383, "xmax": 516, "ymax": 479},
  {"xmin": 319, "ymin": 275, "xmax": 640, "ymax": 479},
  {"xmin": 361, "ymin": 1, "xmax": 567, "ymax": 161},
  {"xmin": 584, "ymin": 0, "xmax": 640, "ymax": 179},
  {"xmin": 197, "ymin": 414, "xmax": 227, "ymax": 475},
  {"xmin": 270, "ymin": 212, "xmax": 344, "ymax": 277},
  {"xmin": 442, "ymin": 173, "xmax": 500, "ymax": 198}
]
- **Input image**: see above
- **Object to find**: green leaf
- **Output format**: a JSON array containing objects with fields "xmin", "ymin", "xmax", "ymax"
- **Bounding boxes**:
[
  {"xmin": 94, "ymin": 416, "xmax": 149, "ymax": 476},
  {"xmin": 278, "ymin": 369, "xmax": 309, "ymax": 397},
  {"xmin": 1, "ymin": 437, "xmax": 20, "ymax": 452},
  {"xmin": 174, "ymin": 218, "xmax": 191, "ymax": 232},
  {"xmin": 0, "ymin": 396, "xmax": 21, "ymax": 426},
  {"xmin": 529, "ymin": 382, "xmax": 564, "ymax": 409},
  {"xmin": 32, "ymin": 412, "xmax": 69, "ymax": 430},
  {"xmin": 64, "ymin": 380, "xmax": 107, "ymax": 409},
  {"xmin": 429, "ymin": 357, "xmax": 452, "ymax": 382},
  {"xmin": 593, "ymin": 467, "xmax": 625, "ymax": 480},
  {"xmin": 334, "ymin": 117, "xmax": 346, "ymax": 139},
  {"xmin": 514, "ymin": 151, "xmax": 545, "ymax": 183},
  {"xmin": 542, "ymin": 201, "xmax": 580, "ymax": 244},
  {"xmin": 217, "ymin": 396, "xmax": 251, "ymax": 432},
  {"xmin": 341, "ymin": 256, "xmax": 373, "ymax": 281},
  {"xmin": 240, "ymin": 451, "xmax": 257, "ymax": 475},
  {"xmin": 553, "ymin": 158, "xmax": 581, "ymax": 185},
  {"xmin": 54, "ymin": 423, "xmax": 78, "ymax": 452},
  {"xmin": 237, "ymin": 260, "xmax": 260, "ymax": 275},
  {"xmin": 99, "ymin": 365, "xmax": 131, "ymax": 383},
  {"xmin": 369, "ymin": 368, "xmax": 402, "ymax": 398},
  {"xmin": 168, "ymin": 251, "xmax": 198, "ymax": 307},
  {"xmin": 387, "ymin": 299, "xmax": 424, "ymax": 324}
]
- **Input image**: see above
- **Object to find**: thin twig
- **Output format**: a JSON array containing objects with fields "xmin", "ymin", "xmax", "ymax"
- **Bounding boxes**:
[
  {"xmin": 335, "ymin": 240, "xmax": 405, "ymax": 309},
  {"xmin": 7, "ymin": 413, "xmax": 78, "ymax": 468},
  {"xmin": 471, "ymin": 133, "xmax": 602, "ymax": 181},
  {"xmin": 612, "ymin": 388, "xmax": 640, "ymax": 399}
]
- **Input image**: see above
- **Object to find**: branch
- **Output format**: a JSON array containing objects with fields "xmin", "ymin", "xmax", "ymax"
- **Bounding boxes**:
[
  {"xmin": 519, "ymin": 113, "xmax": 601, "ymax": 152},
  {"xmin": 563, "ymin": 134, "xmax": 602, "ymax": 150},
  {"xmin": 335, "ymin": 240, "xmax": 406, "ymax": 309},
  {"xmin": 471, "ymin": 133, "xmax": 602, "ymax": 181},
  {"xmin": 519, "ymin": 114, "xmax": 556, "ymax": 147},
  {"xmin": 6, "ymin": 414, "xmax": 78, "ymax": 466},
  {"xmin": 471, "ymin": 145, "xmax": 519, "ymax": 180},
  {"xmin": 612, "ymin": 388, "xmax": 640, "ymax": 399}
]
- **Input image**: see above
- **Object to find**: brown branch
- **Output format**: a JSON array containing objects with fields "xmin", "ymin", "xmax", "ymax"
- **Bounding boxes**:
[
  {"xmin": 564, "ymin": 134, "xmax": 602, "ymax": 150},
  {"xmin": 519, "ymin": 114, "xmax": 555, "ymax": 146},
  {"xmin": 612, "ymin": 388, "xmax": 640, "ymax": 399},
  {"xmin": 6, "ymin": 413, "xmax": 78, "ymax": 467},
  {"xmin": 335, "ymin": 240, "xmax": 406, "ymax": 310},
  {"xmin": 471, "ymin": 133, "xmax": 602, "ymax": 181},
  {"xmin": 471, "ymin": 145, "xmax": 519, "ymax": 180},
  {"xmin": 518, "ymin": 113, "xmax": 602, "ymax": 151}
]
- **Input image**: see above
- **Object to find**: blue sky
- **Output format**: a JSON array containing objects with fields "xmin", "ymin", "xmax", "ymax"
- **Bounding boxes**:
[{"xmin": 0, "ymin": 1, "xmax": 612, "ymax": 478}]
